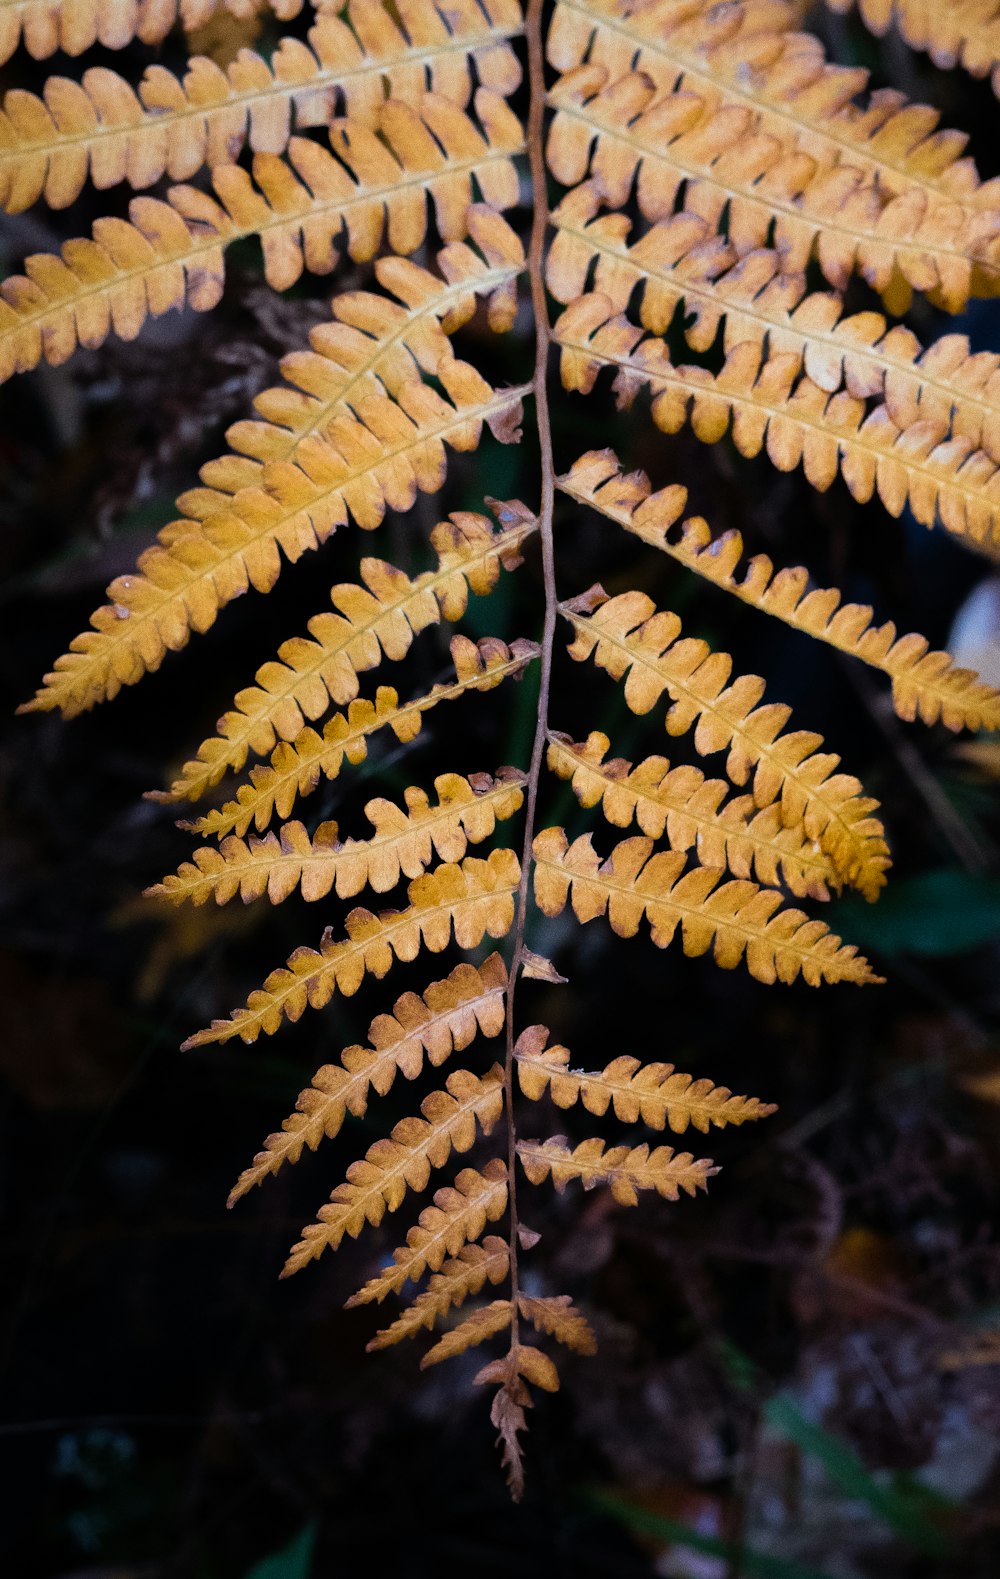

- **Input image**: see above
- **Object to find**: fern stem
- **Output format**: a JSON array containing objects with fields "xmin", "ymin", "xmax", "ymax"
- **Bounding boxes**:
[{"xmin": 503, "ymin": 0, "xmax": 558, "ymax": 1359}]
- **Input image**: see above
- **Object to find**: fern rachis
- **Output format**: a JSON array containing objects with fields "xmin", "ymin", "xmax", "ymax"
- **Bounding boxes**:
[{"xmin": 6, "ymin": 0, "xmax": 1000, "ymax": 1496}]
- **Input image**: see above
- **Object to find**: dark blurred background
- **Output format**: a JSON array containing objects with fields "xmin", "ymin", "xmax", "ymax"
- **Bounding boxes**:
[{"xmin": 4, "ymin": 4, "xmax": 1000, "ymax": 1575}]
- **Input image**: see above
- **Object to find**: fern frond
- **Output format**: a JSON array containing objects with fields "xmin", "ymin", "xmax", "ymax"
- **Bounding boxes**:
[
  {"xmin": 0, "ymin": 0, "xmax": 523, "ymax": 212},
  {"xmin": 182, "ymin": 636, "xmax": 540, "ymax": 836},
  {"xmin": 517, "ymin": 1294, "xmax": 597, "ymax": 1354},
  {"xmin": 349, "ymin": 1162, "xmax": 509, "ymax": 1307},
  {"xmin": 485, "ymin": 1368, "xmax": 529, "ymax": 1499},
  {"xmin": 0, "ymin": 89, "xmax": 523, "ymax": 382},
  {"xmin": 549, "ymin": 186, "xmax": 1000, "ymax": 464},
  {"xmin": 561, "ymin": 449, "xmax": 1000, "ymax": 732},
  {"xmin": 152, "ymin": 501, "xmax": 535, "ymax": 801},
  {"xmin": 366, "ymin": 1234, "xmax": 510, "ymax": 1347},
  {"xmin": 547, "ymin": 0, "xmax": 1000, "ymax": 308},
  {"xmin": 515, "ymin": 1023, "xmax": 778, "ymax": 1134},
  {"xmin": 282, "ymin": 1065, "xmax": 505, "ymax": 1275},
  {"xmin": 557, "ymin": 586, "xmax": 891, "ymax": 901},
  {"xmin": 545, "ymin": 64, "xmax": 1000, "ymax": 312},
  {"xmin": 183, "ymin": 846, "xmax": 520, "ymax": 1047},
  {"xmin": 556, "ymin": 296, "xmax": 1000, "ymax": 552},
  {"xmin": 532, "ymin": 828, "xmax": 881, "ymax": 986},
  {"xmin": 518, "ymin": 1132, "xmax": 718, "ymax": 1205},
  {"xmin": 151, "ymin": 770, "xmax": 527, "ymax": 906},
  {"xmin": 228, "ymin": 955, "xmax": 508, "ymax": 1203},
  {"xmin": 0, "ymin": 0, "xmax": 255, "ymax": 64},
  {"xmin": 420, "ymin": 1297, "xmax": 512, "ymax": 1366},
  {"xmin": 825, "ymin": 0, "xmax": 1000, "ymax": 98},
  {"xmin": 25, "ymin": 222, "xmax": 527, "ymax": 719},
  {"xmin": 547, "ymin": 730, "xmax": 838, "ymax": 899}
]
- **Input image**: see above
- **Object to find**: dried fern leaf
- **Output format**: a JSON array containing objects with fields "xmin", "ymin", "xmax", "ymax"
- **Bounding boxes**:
[
  {"xmin": 547, "ymin": 0, "xmax": 1000, "ymax": 308},
  {"xmin": 155, "ymin": 501, "xmax": 535, "ymax": 802},
  {"xmin": 558, "ymin": 586, "xmax": 891, "ymax": 901},
  {"xmin": 556, "ymin": 295, "xmax": 1000, "ymax": 553},
  {"xmin": 0, "ymin": 89, "xmax": 523, "ymax": 383},
  {"xmin": 183, "ymin": 846, "xmax": 520, "ymax": 1047},
  {"xmin": 0, "ymin": 0, "xmax": 523, "ymax": 212},
  {"xmin": 517, "ymin": 1294, "xmax": 597, "ymax": 1354},
  {"xmin": 532, "ymin": 827, "xmax": 881, "ymax": 986},
  {"xmin": 229, "ymin": 955, "xmax": 508, "ymax": 1203},
  {"xmin": 349, "ymin": 1162, "xmax": 509, "ymax": 1307},
  {"xmin": 25, "ymin": 221, "xmax": 527, "ymax": 720},
  {"xmin": 549, "ymin": 186, "xmax": 1000, "ymax": 465},
  {"xmin": 545, "ymin": 63, "xmax": 1000, "ymax": 313},
  {"xmin": 825, "ymin": 0, "xmax": 1000, "ymax": 98},
  {"xmin": 183, "ymin": 636, "xmax": 540, "ymax": 837},
  {"xmin": 367, "ymin": 1234, "xmax": 510, "ymax": 1348},
  {"xmin": 282, "ymin": 1065, "xmax": 504, "ymax": 1274},
  {"xmin": 0, "ymin": 0, "xmax": 254, "ymax": 64},
  {"xmin": 151, "ymin": 770, "xmax": 527, "ymax": 906},
  {"xmin": 515, "ymin": 1023, "xmax": 777, "ymax": 1134},
  {"xmin": 547, "ymin": 730, "xmax": 838, "ymax": 900},
  {"xmin": 420, "ymin": 1297, "xmax": 512, "ymax": 1367},
  {"xmin": 561, "ymin": 449, "xmax": 1000, "ymax": 732},
  {"xmin": 486, "ymin": 1373, "xmax": 530, "ymax": 1499},
  {"xmin": 518, "ymin": 1132, "xmax": 718, "ymax": 1204}
]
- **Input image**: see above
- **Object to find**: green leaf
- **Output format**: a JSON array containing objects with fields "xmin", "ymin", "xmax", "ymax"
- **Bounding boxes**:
[
  {"xmin": 762, "ymin": 1396, "xmax": 950, "ymax": 1556},
  {"xmin": 832, "ymin": 869, "xmax": 1000, "ymax": 957},
  {"xmin": 713, "ymin": 1341, "xmax": 952, "ymax": 1556},
  {"xmin": 245, "ymin": 1521, "xmax": 319, "ymax": 1579},
  {"xmin": 582, "ymin": 1490, "xmax": 840, "ymax": 1579}
]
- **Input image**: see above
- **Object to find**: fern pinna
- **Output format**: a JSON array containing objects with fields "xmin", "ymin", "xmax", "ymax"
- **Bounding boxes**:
[{"xmin": 5, "ymin": 0, "xmax": 1000, "ymax": 1495}]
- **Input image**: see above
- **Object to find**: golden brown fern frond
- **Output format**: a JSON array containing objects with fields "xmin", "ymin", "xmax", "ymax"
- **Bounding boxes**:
[
  {"xmin": 517, "ymin": 1294, "xmax": 596, "ymax": 1353},
  {"xmin": 0, "ymin": 90, "xmax": 523, "ymax": 382},
  {"xmin": 0, "ymin": 0, "xmax": 261, "ymax": 64},
  {"xmin": 0, "ymin": 0, "xmax": 523, "ymax": 211},
  {"xmin": 549, "ymin": 185, "xmax": 1000, "ymax": 464},
  {"xmin": 824, "ymin": 0, "xmax": 1000, "ymax": 98},
  {"xmin": 152, "ymin": 501, "xmax": 535, "ymax": 802},
  {"xmin": 182, "ymin": 846, "xmax": 521, "ymax": 1047},
  {"xmin": 150, "ymin": 770, "xmax": 527, "ymax": 906},
  {"xmin": 228, "ymin": 956, "xmax": 508, "ymax": 1203},
  {"xmin": 518, "ymin": 1132, "xmax": 719, "ymax": 1204},
  {"xmin": 181, "ymin": 636, "xmax": 540, "ymax": 836},
  {"xmin": 349, "ymin": 1162, "xmax": 509, "ymax": 1307},
  {"xmin": 515, "ymin": 1024, "xmax": 778, "ymax": 1134},
  {"xmin": 547, "ymin": 731, "xmax": 838, "ymax": 900},
  {"xmin": 367, "ymin": 1235, "xmax": 511, "ymax": 1349},
  {"xmin": 555, "ymin": 295, "xmax": 1000, "ymax": 552},
  {"xmin": 547, "ymin": 0, "xmax": 1000, "ymax": 308},
  {"xmin": 282, "ymin": 1065, "xmax": 505, "ymax": 1275},
  {"xmin": 421, "ymin": 1297, "xmax": 513, "ymax": 1366},
  {"xmin": 532, "ymin": 828, "xmax": 880, "ymax": 986},
  {"xmin": 561, "ymin": 448, "xmax": 1000, "ymax": 732},
  {"xmin": 24, "ymin": 220, "xmax": 527, "ymax": 720},
  {"xmin": 557, "ymin": 586, "xmax": 891, "ymax": 901},
  {"xmin": 545, "ymin": 63, "xmax": 1000, "ymax": 312}
]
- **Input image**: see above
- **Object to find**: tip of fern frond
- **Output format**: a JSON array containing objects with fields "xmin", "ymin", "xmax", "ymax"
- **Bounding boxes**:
[
  {"xmin": 179, "ymin": 1029, "xmax": 214, "ymax": 1052},
  {"xmin": 16, "ymin": 690, "xmax": 61, "ymax": 716}
]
